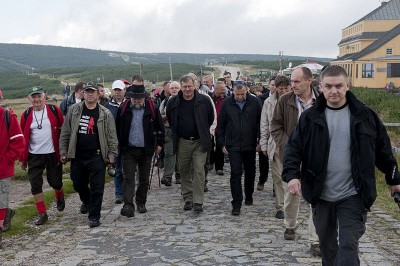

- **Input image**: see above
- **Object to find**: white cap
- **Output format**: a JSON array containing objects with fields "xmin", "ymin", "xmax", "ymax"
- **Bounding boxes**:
[{"xmin": 112, "ymin": 80, "xmax": 125, "ymax": 90}]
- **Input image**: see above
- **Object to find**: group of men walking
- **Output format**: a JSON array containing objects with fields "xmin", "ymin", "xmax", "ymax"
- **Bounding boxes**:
[{"xmin": 1, "ymin": 65, "xmax": 400, "ymax": 266}]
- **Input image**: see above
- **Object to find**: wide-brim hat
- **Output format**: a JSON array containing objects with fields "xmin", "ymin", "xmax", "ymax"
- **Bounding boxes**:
[{"xmin": 125, "ymin": 84, "xmax": 149, "ymax": 98}]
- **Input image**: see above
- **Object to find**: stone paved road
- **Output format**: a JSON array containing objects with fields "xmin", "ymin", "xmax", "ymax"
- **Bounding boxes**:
[{"xmin": 1, "ymin": 166, "xmax": 400, "ymax": 265}]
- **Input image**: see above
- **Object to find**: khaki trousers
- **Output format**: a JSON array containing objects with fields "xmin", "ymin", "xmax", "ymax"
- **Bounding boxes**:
[{"xmin": 271, "ymin": 151, "xmax": 285, "ymax": 212}]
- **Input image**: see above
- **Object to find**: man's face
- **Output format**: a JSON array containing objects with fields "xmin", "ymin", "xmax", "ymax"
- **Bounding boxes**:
[
  {"xmin": 269, "ymin": 80, "xmax": 276, "ymax": 94},
  {"xmin": 224, "ymin": 74, "xmax": 232, "ymax": 85},
  {"xmin": 203, "ymin": 78, "xmax": 213, "ymax": 88},
  {"xmin": 130, "ymin": 97, "xmax": 145, "ymax": 109},
  {"xmin": 181, "ymin": 80, "xmax": 195, "ymax": 99},
  {"xmin": 320, "ymin": 75, "xmax": 349, "ymax": 108},
  {"xmin": 113, "ymin": 88, "xmax": 125, "ymax": 100},
  {"xmin": 291, "ymin": 68, "xmax": 312, "ymax": 98},
  {"xmin": 98, "ymin": 87, "xmax": 105, "ymax": 98},
  {"xmin": 29, "ymin": 93, "xmax": 46, "ymax": 110},
  {"xmin": 215, "ymin": 83, "xmax": 227, "ymax": 96},
  {"xmin": 83, "ymin": 89, "xmax": 99, "ymax": 104},
  {"xmin": 233, "ymin": 86, "xmax": 247, "ymax": 102},
  {"xmin": 276, "ymin": 85, "xmax": 290, "ymax": 97},
  {"xmin": 168, "ymin": 83, "xmax": 181, "ymax": 96},
  {"xmin": 75, "ymin": 89, "xmax": 83, "ymax": 99}
]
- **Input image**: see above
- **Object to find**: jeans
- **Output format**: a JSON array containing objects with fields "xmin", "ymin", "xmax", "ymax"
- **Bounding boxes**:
[
  {"xmin": 313, "ymin": 195, "xmax": 367, "ymax": 266},
  {"xmin": 113, "ymin": 153, "xmax": 123, "ymax": 198},
  {"xmin": 121, "ymin": 147, "xmax": 152, "ymax": 206},
  {"xmin": 229, "ymin": 150, "xmax": 256, "ymax": 207},
  {"xmin": 70, "ymin": 154, "xmax": 105, "ymax": 220}
]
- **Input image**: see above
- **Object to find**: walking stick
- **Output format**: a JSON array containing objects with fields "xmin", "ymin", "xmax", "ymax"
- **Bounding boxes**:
[{"xmin": 149, "ymin": 154, "xmax": 157, "ymax": 190}]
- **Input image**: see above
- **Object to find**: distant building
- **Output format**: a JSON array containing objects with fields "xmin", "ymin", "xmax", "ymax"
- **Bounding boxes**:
[{"xmin": 332, "ymin": 0, "xmax": 400, "ymax": 88}]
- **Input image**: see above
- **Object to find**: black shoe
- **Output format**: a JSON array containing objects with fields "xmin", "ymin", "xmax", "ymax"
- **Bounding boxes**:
[
  {"xmin": 204, "ymin": 184, "xmax": 209, "ymax": 192},
  {"xmin": 35, "ymin": 213, "xmax": 48, "ymax": 226},
  {"xmin": 56, "ymin": 196, "xmax": 65, "ymax": 212},
  {"xmin": 3, "ymin": 208, "xmax": 15, "ymax": 232},
  {"xmin": 114, "ymin": 197, "xmax": 123, "ymax": 204},
  {"xmin": 275, "ymin": 210, "xmax": 285, "ymax": 219},
  {"xmin": 183, "ymin": 201, "xmax": 193, "ymax": 211},
  {"xmin": 193, "ymin": 203, "xmax": 203, "ymax": 213},
  {"xmin": 161, "ymin": 178, "xmax": 172, "ymax": 187},
  {"xmin": 137, "ymin": 205, "xmax": 147, "ymax": 214},
  {"xmin": 88, "ymin": 218, "xmax": 101, "ymax": 228},
  {"xmin": 244, "ymin": 198, "xmax": 253, "ymax": 205},
  {"xmin": 256, "ymin": 182, "xmax": 264, "ymax": 191},
  {"xmin": 231, "ymin": 206, "xmax": 241, "ymax": 216},
  {"xmin": 120, "ymin": 205, "xmax": 135, "ymax": 218},
  {"xmin": 80, "ymin": 203, "xmax": 89, "ymax": 214}
]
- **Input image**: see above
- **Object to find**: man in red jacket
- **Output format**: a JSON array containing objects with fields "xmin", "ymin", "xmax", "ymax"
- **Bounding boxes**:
[
  {"xmin": 20, "ymin": 87, "xmax": 65, "ymax": 226},
  {"xmin": 0, "ymin": 106, "xmax": 25, "ymax": 248}
]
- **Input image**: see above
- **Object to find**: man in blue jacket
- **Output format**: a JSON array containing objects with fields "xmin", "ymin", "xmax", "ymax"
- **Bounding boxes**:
[{"xmin": 283, "ymin": 65, "xmax": 400, "ymax": 265}]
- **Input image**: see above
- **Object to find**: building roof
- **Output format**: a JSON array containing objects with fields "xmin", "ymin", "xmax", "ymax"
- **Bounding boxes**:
[
  {"xmin": 338, "ymin": 32, "xmax": 386, "ymax": 45},
  {"xmin": 333, "ymin": 23, "xmax": 400, "ymax": 62},
  {"xmin": 349, "ymin": 0, "xmax": 400, "ymax": 27}
]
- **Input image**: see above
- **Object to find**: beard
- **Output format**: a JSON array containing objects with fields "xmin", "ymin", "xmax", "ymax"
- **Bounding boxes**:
[{"xmin": 133, "ymin": 103, "xmax": 144, "ymax": 110}]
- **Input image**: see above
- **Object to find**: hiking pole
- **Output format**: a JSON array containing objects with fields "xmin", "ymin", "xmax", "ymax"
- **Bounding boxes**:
[{"xmin": 149, "ymin": 154, "xmax": 157, "ymax": 191}]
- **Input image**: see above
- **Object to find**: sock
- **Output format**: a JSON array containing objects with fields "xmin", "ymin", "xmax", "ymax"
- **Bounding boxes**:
[
  {"xmin": 36, "ymin": 201, "xmax": 46, "ymax": 214},
  {"xmin": 55, "ymin": 189, "xmax": 64, "ymax": 200},
  {"xmin": 0, "ymin": 208, "xmax": 6, "ymax": 227}
]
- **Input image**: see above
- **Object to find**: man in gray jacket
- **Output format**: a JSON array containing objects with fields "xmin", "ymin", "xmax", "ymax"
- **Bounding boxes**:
[{"xmin": 59, "ymin": 83, "xmax": 118, "ymax": 228}]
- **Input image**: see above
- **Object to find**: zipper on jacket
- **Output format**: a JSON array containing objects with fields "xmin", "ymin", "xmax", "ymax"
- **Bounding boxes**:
[{"xmin": 393, "ymin": 166, "xmax": 397, "ymax": 180}]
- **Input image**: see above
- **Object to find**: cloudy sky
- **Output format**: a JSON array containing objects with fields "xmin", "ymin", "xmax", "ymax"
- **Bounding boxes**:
[{"xmin": 0, "ymin": 0, "xmax": 384, "ymax": 58}]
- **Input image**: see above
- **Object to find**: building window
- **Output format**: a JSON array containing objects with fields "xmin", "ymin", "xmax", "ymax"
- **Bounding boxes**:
[
  {"xmin": 387, "ymin": 63, "xmax": 400, "ymax": 78},
  {"xmin": 362, "ymin": 63, "xmax": 374, "ymax": 78},
  {"xmin": 356, "ymin": 64, "xmax": 359, "ymax": 78},
  {"xmin": 386, "ymin": 48, "xmax": 393, "ymax": 55}
]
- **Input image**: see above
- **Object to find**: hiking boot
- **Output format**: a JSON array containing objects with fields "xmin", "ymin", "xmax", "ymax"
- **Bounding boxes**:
[
  {"xmin": 256, "ymin": 182, "xmax": 264, "ymax": 191},
  {"xmin": 183, "ymin": 201, "xmax": 193, "ymax": 211},
  {"xmin": 88, "ymin": 218, "xmax": 101, "ymax": 228},
  {"xmin": 244, "ymin": 197, "xmax": 253, "ymax": 205},
  {"xmin": 35, "ymin": 213, "xmax": 48, "ymax": 226},
  {"xmin": 114, "ymin": 197, "xmax": 123, "ymax": 204},
  {"xmin": 161, "ymin": 178, "xmax": 172, "ymax": 187},
  {"xmin": 137, "ymin": 205, "xmax": 147, "ymax": 214},
  {"xmin": 175, "ymin": 174, "xmax": 181, "ymax": 184},
  {"xmin": 56, "ymin": 196, "xmax": 65, "ymax": 212},
  {"xmin": 216, "ymin": 170, "xmax": 224, "ymax": 176},
  {"xmin": 231, "ymin": 206, "xmax": 241, "ymax": 216},
  {"xmin": 80, "ymin": 203, "xmax": 89, "ymax": 214},
  {"xmin": 193, "ymin": 203, "xmax": 203, "ymax": 214},
  {"xmin": 120, "ymin": 204, "xmax": 135, "ymax": 218},
  {"xmin": 275, "ymin": 210, "xmax": 285, "ymax": 219},
  {"xmin": 310, "ymin": 243, "xmax": 321, "ymax": 257},
  {"xmin": 284, "ymin": 228, "xmax": 295, "ymax": 240},
  {"xmin": 3, "ymin": 208, "xmax": 15, "ymax": 232}
]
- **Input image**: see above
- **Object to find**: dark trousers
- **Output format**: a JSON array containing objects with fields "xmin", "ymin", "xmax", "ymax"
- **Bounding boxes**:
[
  {"xmin": 229, "ymin": 150, "xmax": 256, "ymax": 207},
  {"xmin": 121, "ymin": 147, "xmax": 152, "ymax": 206},
  {"xmin": 214, "ymin": 146, "xmax": 225, "ymax": 171},
  {"xmin": 258, "ymin": 151, "xmax": 269, "ymax": 184},
  {"xmin": 113, "ymin": 153, "xmax": 123, "ymax": 198},
  {"xmin": 70, "ymin": 154, "xmax": 105, "ymax": 220},
  {"xmin": 28, "ymin": 153, "xmax": 63, "ymax": 195},
  {"xmin": 313, "ymin": 195, "xmax": 367, "ymax": 266}
]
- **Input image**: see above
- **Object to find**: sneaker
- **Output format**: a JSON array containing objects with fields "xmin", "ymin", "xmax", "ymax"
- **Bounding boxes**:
[
  {"xmin": 310, "ymin": 243, "xmax": 321, "ymax": 257},
  {"xmin": 275, "ymin": 210, "xmax": 285, "ymax": 219},
  {"xmin": 216, "ymin": 170, "xmax": 224, "ymax": 176},
  {"xmin": 193, "ymin": 203, "xmax": 203, "ymax": 214},
  {"xmin": 183, "ymin": 201, "xmax": 193, "ymax": 211},
  {"xmin": 284, "ymin": 228, "xmax": 295, "ymax": 240},
  {"xmin": 35, "ymin": 213, "xmax": 48, "ymax": 226},
  {"xmin": 161, "ymin": 178, "xmax": 172, "ymax": 187},
  {"xmin": 256, "ymin": 183, "xmax": 264, "ymax": 191},
  {"xmin": 2, "ymin": 208, "xmax": 15, "ymax": 232},
  {"xmin": 231, "ymin": 206, "xmax": 241, "ymax": 216},
  {"xmin": 114, "ymin": 197, "xmax": 123, "ymax": 204},
  {"xmin": 137, "ymin": 205, "xmax": 147, "ymax": 214},
  {"xmin": 120, "ymin": 205, "xmax": 135, "ymax": 218},
  {"xmin": 80, "ymin": 203, "xmax": 89, "ymax": 214},
  {"xmin": 56, "ymin": 196, "xmax": 65, "ymax": 212},
  {"xmin": 88, "ymin": 218, "xmax": 101, "ymax": 228},
  {"xmin": 244, "ymin": 198, "xmax": 253, "ymax": 205}
]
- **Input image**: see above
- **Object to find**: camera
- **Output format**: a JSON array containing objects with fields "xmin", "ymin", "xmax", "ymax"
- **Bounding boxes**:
[
  {"xmin": 107, "ymin": 164, "xmax": 116, "ymax": 177},
  {"xmin": 393, "ymin": 192, "xmax": 400, "ymax": 209}
]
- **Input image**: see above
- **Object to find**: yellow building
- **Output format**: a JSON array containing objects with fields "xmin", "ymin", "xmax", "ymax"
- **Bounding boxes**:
[{"xmin": 332, "ymin": 0, "xmax": 400, "ymax": 89}]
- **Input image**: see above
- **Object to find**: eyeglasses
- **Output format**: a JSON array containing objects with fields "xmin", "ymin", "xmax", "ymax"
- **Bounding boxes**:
[{"xmin": 233, "ymin": 80, "xmax": 246, "ymax": 85}]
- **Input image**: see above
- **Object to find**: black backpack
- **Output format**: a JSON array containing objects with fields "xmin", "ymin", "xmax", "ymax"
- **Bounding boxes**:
[{"xmin": 24, "ymin": 104, "xmax": 60, "ymax": 124}]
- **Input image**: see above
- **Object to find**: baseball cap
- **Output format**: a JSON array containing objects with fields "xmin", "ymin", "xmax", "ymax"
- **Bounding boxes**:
[
  {"xmin": 83, "ymin": 83, "xmax": 98, "ymax": 91},
  {"xmin": 112, "ymin": 80, "xmax": 125, "ymax": 90},
  {"xmin": 28, "ymin": 86, "xmax": 46, "ymax": 96}
]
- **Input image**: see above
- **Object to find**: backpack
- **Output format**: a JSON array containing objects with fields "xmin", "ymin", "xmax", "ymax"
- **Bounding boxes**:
[
  {"xmin": 24, "ymin": 104, "xmax": 60, "ymax": 124},
  {"xmin": 120, "ymin": 97, "xmax": 156, "ymax": 120}
]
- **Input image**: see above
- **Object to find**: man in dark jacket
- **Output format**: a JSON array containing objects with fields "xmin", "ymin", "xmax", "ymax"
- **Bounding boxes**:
[
  {"xmin": 217, "ymin": 80, "xmax": 262, "ymax": 216},
  {"xmin": 116, "ymin": 84, "xmax": 164, "ymax": 217},
  {"xmin": 283, "ymin": 65, "xmax": 400, "ymax": 265},
  {"xmin": 166, "ymin": 75, "xmax": 214, "ymax": 214},
  {"xmin": 59, "ymin": 82, "xmax": 84, "ymax": 116}
]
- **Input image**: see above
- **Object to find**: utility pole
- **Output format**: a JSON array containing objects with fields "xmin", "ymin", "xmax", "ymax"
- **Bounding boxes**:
[
  {"xmin": 279, "ymin": 51, "xmax": 284, "ymax": 74},
  {"xmin": 169, "ymin": 57, "xmax": 173, "ymax": 81}
]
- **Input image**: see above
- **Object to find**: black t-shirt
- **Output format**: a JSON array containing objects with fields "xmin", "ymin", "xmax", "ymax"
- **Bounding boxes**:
[
  {"xmin": 177, "ymin": 94, "xmax": 199, "ymax": 138},
  {"xmin": 76, "ymin": 103, "xmax": 100, "ymax": 157}
]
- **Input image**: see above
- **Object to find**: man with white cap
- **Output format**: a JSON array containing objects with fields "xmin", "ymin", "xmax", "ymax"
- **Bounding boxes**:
[{"xmin": 105, "ymin": 80, "xmax": 126, "ymax": 203}]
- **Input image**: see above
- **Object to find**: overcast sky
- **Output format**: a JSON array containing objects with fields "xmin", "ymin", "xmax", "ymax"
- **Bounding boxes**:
[{"xmin": 0, "ymin": 0, "xmax": 384, "ymax": 58}]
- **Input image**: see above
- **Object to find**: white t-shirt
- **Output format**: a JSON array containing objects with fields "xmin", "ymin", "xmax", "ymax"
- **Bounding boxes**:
[{"xmin": 29, "ymin": 107, "xmax": 55, "ymax": 154}]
